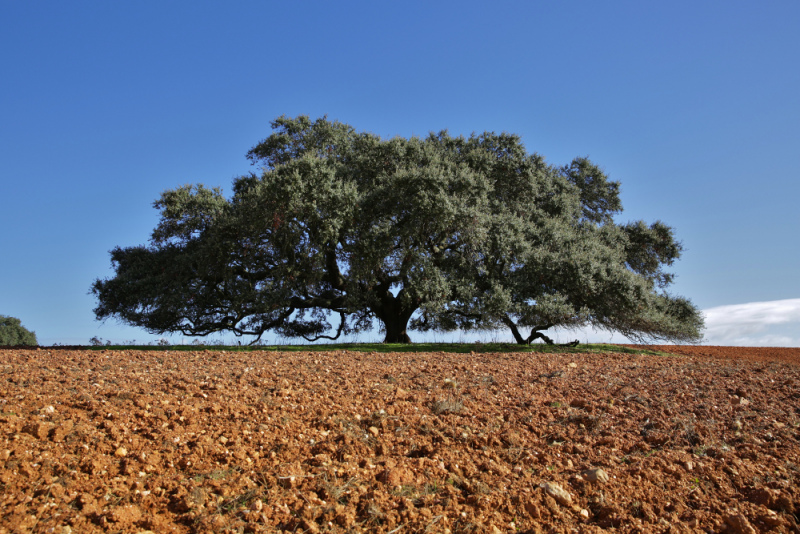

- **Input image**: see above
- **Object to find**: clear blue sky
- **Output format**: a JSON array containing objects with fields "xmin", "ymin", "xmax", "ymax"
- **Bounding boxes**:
[{"xmin": 2, "ymin": 1, "xmax": 798, "ymax": 346}]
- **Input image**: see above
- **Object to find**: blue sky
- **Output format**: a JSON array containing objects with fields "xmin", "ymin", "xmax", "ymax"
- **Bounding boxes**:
[{"xmin": 1, "ymin": 1, "xmax": 798, "ymax": 346}]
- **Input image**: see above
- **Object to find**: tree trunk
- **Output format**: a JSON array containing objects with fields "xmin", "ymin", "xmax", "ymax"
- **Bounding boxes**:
[
  {"xmin": 374, "ymin": 292, "xmax": 415, "ymax": 344},
  {"xmin": 382, "ymin": 314, "xmax": 412, "ymax": 343}
]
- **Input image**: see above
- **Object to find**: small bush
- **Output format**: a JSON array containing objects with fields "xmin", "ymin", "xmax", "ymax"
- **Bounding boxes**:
[{"xmin": 0, "ymin": 315, "xmax": 38, "ymax": 346}]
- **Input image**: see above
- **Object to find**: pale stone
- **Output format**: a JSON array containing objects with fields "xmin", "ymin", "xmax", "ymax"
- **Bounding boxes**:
[
  {"xmin": 115, "ymin": 447, "xmax": 128, "ymax": 457},
  {"xmin": 541, "ymin": 482, "xmax": 572, "ymax": 506},
  {"xmin": 582, "ymin": 468, "xmax": 610, "ymax": 484}
]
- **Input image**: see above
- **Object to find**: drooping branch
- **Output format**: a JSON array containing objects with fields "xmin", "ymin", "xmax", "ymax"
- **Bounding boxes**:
[
  {"xmin": 300, "ymin": 311, "xmax": 347, "ymax": 342},
  {"xmin": 176, "ymin": 306, "xmax": 297, "ymax": 340}
]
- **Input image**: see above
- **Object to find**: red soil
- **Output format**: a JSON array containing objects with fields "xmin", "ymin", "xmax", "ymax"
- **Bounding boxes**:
[{"xmin": 1, "ymin": 346, "xmax": 799, "ymax": 533}]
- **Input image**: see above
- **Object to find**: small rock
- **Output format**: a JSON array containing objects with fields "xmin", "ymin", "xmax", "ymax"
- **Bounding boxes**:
[
  {"xmin": 724, "ymin": 513, "xmax": 757, "ymax": 534},
  {"xmin": 684, "ymin": 461, "xmax": 694, "ymax": 471},
  {"xmin": 568, "ymin": 362, "xmax": 577, "ymax": 368},
  {"xmin": 23, "ymin": 422, "xmax": 53, "ymax": 440},
  {"xmin": 250, "ymin": 499, "xmax": 263, "ymax": 511},
  {"xmin": 279, "ymin": 476, "xmax": 297, "ymax": 489},
  {"xmin": 115, "ymin": 447, "xmax": 128, "ymax": 457},
  {"xmin": 758, "ymin": 509, "xmax": 784, "ymax": 528},
  {"xmin": 582, "ymin": 468, "xmax": 610, "ymax": 484},
  {"xmin": 218, "ymin": 436, "xmax": 228, "ymax": 444},
  {"xmin": 50, "ymin": 420, "xmax": 74, "ymax": 442},
  {"xmin": 580, "ymin": 508, "xmax": 590, "ymax": 519},
  {"xmin": 540, "ymin": 482, "xmax": 572, "ymax": 506},
  {"xmin": 524, "ymin": 501, "xmax": 541, "ymax": 518},
  {"xmin": 378, "ymin": 467, "xmax": 414, "ymax": 486},
  {"xmin": 368, "ymin": 426, "xmax": 379, "ymax": 437},
  {"xmin": 108, "ymin": 504, "xmax": 142, "ymax": 523},
  {"xmin": 748, "ymin": 487, "xmax": 777, "ymax": 507}
]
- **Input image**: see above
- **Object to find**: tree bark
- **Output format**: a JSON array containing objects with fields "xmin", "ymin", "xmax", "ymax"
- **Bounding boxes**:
[
  {"xmin": 382, "ymin": 314, "xmax": 412, "ymax": 343},
  {"xmin": 374, "ymin": 291, "xmax": 415, "ymax": 344}
]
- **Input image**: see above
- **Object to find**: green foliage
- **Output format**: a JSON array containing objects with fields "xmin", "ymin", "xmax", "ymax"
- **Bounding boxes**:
[
  {"xmin": 92, "ymin": 116, "xmax": 703, "ymax": 345},
  {"xmin": 0, "ymin": 315, "xmax": 38, "ymax": 346}
]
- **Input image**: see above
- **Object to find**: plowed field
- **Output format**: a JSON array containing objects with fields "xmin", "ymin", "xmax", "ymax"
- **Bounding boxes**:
[{"xmin": 1, "ymin": 346, "xmax": 799, "ymax": 533}]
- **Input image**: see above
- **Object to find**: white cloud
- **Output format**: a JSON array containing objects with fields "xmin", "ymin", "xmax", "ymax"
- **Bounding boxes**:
[{"xmin": 701, "ymin": 298, "xmax": 800, "ymax": 347}]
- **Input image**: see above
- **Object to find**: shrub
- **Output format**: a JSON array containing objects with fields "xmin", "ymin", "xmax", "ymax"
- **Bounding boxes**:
[{"xmin": 0, "ymin": 315, "xmax": 38, "ymax": 346}]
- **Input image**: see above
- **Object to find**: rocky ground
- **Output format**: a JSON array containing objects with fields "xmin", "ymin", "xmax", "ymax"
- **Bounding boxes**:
[{"xmin": 1, "ymin": 345, "xmax": 799, "ymax": 533}]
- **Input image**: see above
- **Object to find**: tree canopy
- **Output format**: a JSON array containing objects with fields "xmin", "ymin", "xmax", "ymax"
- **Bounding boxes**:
[
  {"xmin": 92, "ymin": 116, "xmax": 703, "ymax": 344},
  {"xmin": 0, "ymin": 315, "xmax": 38, "ymax": 346}
]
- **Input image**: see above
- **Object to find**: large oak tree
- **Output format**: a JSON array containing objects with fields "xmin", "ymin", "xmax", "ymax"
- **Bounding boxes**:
[{"xmin": 92, "ymin": 116, "xmax": 703, "ymax": 344}]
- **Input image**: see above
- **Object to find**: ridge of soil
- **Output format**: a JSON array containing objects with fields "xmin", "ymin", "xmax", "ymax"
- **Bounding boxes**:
[{"xmin": 1, "ymin": 346, "xmax": 799, "ymax": 533}]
